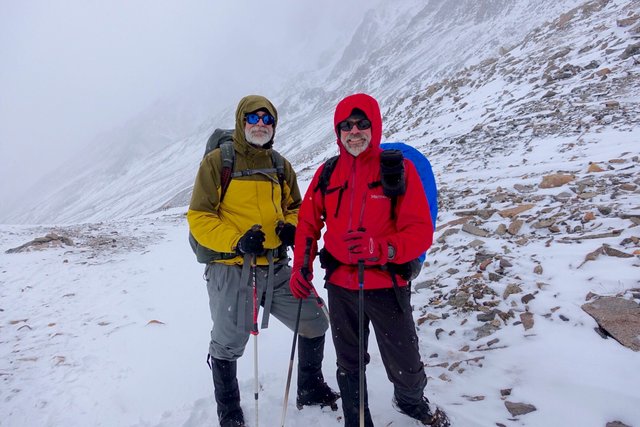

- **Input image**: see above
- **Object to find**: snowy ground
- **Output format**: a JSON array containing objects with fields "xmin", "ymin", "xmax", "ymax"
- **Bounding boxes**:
[
  {"xmin": 2, "ymin": 131, "xmax": 640, "ymax": 427},
  {"xmin": 0, "ymin": 211, "xmax": 438, "ymax": 427}
]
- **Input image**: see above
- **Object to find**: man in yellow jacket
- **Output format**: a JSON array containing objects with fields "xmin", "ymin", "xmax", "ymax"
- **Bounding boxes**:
[{"xmin": 188, "ymin": 95, "xmax": 338, "ymax": 427}]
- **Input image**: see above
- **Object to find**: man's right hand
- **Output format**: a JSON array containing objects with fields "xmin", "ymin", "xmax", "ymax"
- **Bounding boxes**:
[
  {"xmin": 290, "ymin": 268, "xmax": 314, "ymax": 299},
  {"xmin": 237, "ymin": 227, "xmax": 266, "ymax": 255}
]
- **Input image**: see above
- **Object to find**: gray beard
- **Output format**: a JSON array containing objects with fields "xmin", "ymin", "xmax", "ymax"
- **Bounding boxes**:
[
  {"xmin": 245, "ymin": 128, "xmax": 272, "ymax": 146},
  {"xmin": 343, "ymin": 135, "xmax": 370, "ymax": 156}
]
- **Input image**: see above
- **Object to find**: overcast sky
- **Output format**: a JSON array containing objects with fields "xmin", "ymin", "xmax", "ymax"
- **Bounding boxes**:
[{"xmin": 0, "ymin": 0, "xmax": 375, "ymax": 208}]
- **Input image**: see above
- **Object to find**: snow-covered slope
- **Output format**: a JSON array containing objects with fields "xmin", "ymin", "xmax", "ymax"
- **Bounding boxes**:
[{"xmin": 2, "ymin": 0, "xmax": 615, "ymax": 225}]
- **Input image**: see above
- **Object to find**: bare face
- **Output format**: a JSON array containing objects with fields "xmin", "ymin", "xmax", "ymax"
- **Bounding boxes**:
[
  {"xmin": 244, "ymin": 112, "xmax": 274, "ymax": 146},
  {"xmin": 339, "ymin": 118, "xmax": 372, "ymax": 157}
]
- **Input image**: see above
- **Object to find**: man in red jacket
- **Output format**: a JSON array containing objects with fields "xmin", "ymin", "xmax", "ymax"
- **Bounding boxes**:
[{"xmin": 290, "ymin": 93, "xmax": 448, "ymax": 426}]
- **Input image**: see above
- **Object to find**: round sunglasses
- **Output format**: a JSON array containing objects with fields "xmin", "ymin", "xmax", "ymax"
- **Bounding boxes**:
[{"xmin": 245, "ymin": 113, "xmax": 275, "ymax": 126}]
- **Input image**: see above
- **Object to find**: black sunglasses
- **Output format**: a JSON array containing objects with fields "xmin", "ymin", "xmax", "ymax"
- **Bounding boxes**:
[
  {"xmin": 337, "ymin": 118, "xmax": 371, "ymax": 132},
  {"xmin": 245, "ymin": 113, "xmax": 275, "ymax": 126}
]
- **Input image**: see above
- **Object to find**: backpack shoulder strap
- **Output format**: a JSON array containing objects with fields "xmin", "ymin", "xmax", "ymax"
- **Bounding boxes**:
[
  {"xmin": 314, "ymin": 155, "xmax": 339, "ymax": 195},
  {"xmin": 222, "ymin": 146, "xmax": 286, "ymax": 204},
  {"xmin": 270, "ymin": 149, "xmax": 286, "ymax": 188},
  {"xmin": 313, "ymin": 156, "xmax": 340, "ymax": 220},
  {"xmin": 219, "ymin": 141, "xmax": 235, "ymax": 203}
]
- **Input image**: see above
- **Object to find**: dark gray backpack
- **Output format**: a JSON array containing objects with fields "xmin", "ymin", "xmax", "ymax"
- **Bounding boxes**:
[{"xmin": 189, "ymin": 129, "xmax": 286, "ymax": 263}]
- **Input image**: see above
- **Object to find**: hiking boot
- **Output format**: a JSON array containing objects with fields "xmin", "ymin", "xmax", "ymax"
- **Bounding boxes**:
[
  {"xmin": 297, "ymin": 335, "xmax": 340, "ymax": 410},
  {"xmin": 220, "ymin": 419, "xmax": 245, "ymax": 427},
  {"xmin": 393, "ymin": 396, "xmax": 450, "ymax": 426},
  {"xmin": 337, "ymin": 368, "xmax": 373, "ymax": 427},
  {"xmin": 210, "ymin": 357, "xmax": 245, "ymax": 427},
  {"xmin": 296, "ymin": 380, "xmax": 340, "ymax": 410}
]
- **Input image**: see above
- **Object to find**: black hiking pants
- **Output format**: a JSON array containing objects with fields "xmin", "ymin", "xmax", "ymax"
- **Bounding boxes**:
[{"xmin": 326, "ymin": 283, "xmax": 427, "ymax": 404}]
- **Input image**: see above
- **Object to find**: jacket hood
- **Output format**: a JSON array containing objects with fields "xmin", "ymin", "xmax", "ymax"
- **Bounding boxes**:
[
  {"xmin": 233, "ymin": 95, "xmax": 278, "ymax": 148},
  {"xmin": 333, "ymin": 93, "xmax": 382, "ymax": 155}
]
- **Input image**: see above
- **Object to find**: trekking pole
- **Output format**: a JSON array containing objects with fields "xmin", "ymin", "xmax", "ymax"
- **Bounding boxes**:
[
  {"xmin": 357, "ymin": 259, "xmax": 365, "ymax": 427},
  {"xmin": 251, "ymin": 252, "xmax": 260, "ymax": 427},
  {"xmin": 280, "ymin": 237, "xmax": 312, "ymax": 426},
  {"xmin": 280, "ymin": 299, "xmax": 302, "ymax": 427}
]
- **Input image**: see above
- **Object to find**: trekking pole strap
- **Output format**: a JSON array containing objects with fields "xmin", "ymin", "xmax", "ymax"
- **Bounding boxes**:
[
  {"xmin": 237, "ymin": 258, "xmax": 252, "ymax": 333},
  {"xmin": 260, "ymin": 251, "xmax": 275, "ymax": 329}
]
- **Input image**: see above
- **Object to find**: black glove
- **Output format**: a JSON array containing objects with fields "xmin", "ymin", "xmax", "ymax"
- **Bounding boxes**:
[
  {"xmin": 237, "ymin": 227, "xmax": 265, "ymax": 255},
  {"xmin": 276, "ymin": 222, "xmax": 296, "ymax": 247}
]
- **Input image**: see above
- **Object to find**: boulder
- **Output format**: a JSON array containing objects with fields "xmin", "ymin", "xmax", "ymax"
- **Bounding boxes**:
[
  {"xmin": 582, "ymin": 297, "xmax": 640, "ymax": 351},
  {"xmin": 539, "ymin": 173, "xmax": 575, "ymax": 188},
  {"xmin": 505, "ymin": 401, "xmax": 537, "ymax": 416}
]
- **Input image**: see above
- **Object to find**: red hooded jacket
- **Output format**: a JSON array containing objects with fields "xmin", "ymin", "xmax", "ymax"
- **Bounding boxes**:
[{"xmin": 293, "ymin": 93, "xmax": 433, "ymax": 290}]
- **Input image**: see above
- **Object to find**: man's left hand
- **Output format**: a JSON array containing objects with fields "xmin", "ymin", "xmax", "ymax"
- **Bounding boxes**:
[{"xmin": 342, "ymin": 230, "xmax": 388, "ymax": 265}]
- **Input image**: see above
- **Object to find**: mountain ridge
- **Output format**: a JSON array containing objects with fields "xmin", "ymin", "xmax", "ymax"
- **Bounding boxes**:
[{"xmin": 3, "ymin": 0, "xmax": 637, "ymax": 225}]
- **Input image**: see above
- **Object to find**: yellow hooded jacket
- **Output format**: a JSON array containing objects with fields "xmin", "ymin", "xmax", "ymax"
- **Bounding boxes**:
[{"xmin": 187, "ymin": 95, "xmax": 301, "ymax": 266}]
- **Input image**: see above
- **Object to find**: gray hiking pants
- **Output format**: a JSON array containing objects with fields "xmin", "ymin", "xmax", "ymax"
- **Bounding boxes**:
[{"xmin": 206, "ymin": 259, "xmax": 329, "ymax": 361}]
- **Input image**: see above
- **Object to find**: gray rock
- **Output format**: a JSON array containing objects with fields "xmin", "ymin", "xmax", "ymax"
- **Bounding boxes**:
[
  {"xmin": 520, "ymin": 312, "xmax": 534, "ymax": 330},
  {"xmin": 532, "ymin": 218, "xmax": 556, "ymax": 229},
  {"xmin": 469, "ymin": 239, "xmax": 485, "ymax": 248},
  {"xmin": 462, "ymin": 223, "xmax": 490, "ymax": 237},
  {"xmin": 579, "ymin": 191, "xmax": 598, "ymax": 200},
  {"xmin": 584, "ymin": 60, "xmax": 600, "ymax": 69},
  {"xmin": 597, "ymin": 205, "xmax": 612, "ymax": 215},
  {"xmin": 474, "ymin": 322, "xmax": 500, "ymax": 340},
  {"xmin": 477, "ymin": 311, "xmax": 497, "ymax": 322},
  {"xmin": 507, "ymin": 219, "xmax": 524, "ymax": 235},
  {"xmin": 513, "ymin": 183, "xmax": 536, "ymax": 193},
  {"xmin": 582, "ymin": 297, "xmax": 640, "ymax": 351},
  {"xmin": 489, "ymin": 272, "xmax": 502, "ymax": 282},
  {"xmin": 521, "ymin": 293, "xmax": 535, "ymax": 304},
  {"xmin": 500, "ymin": 388, "xmax": 512, "ymax": 396},
  {"xmin": 499, "ymin": 258, "xmax": 513, "ymax": 268},
  {"xmin": 553, "ymin": 191, "xmax": 573, "ymax": 202},
  {"xmin": 437, "ymin": 228, "xmax": 459, "ymax": 243},
  {"xmin": 414, "ymin": 280, "xmax": 437, "ymax": 292},
  {"xmin": 505, "ymin": 401, "xmax": 537, "ymax": 416},
  {"xmin": 503, "ymin": 283, "xmax": 523, "ymax": 299},
  {"xmin": 449, "ymin": 291, "xmax": 470, "ymax": 308},
  {"xmin": 602, "ymin": 244, "xmax": 633, "ymax": 258},
  {"xmin": 620, "ymin": 42, "xmax": 640, "ymax": 59},
  {"xmin": 5, "ymin": 233, "xmax": 75, "ymax": 254}
]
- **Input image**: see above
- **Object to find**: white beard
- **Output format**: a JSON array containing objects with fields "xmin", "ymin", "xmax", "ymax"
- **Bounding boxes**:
[
  {"xmin": 343, "ymin": 133, "xmax": 370, "ymax": 157},
  {"xmin": 245, "ymin": 127, "xmax": 273, "ymax": 146}
]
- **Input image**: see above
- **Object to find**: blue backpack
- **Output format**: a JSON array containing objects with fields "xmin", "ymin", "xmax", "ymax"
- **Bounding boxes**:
[{"xmin": 380, "ymin": 142, "xmax": 438, "ymax": 263}]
